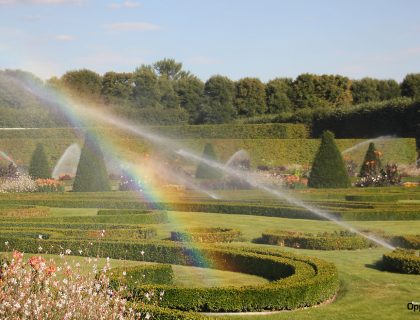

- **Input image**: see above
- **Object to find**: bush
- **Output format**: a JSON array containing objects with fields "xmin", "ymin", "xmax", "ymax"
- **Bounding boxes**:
[
  {"xmin": 0, "ymin": 173, "xmax": 37, "ymax": 193},
  {"xmin": 261, "ymin": 230, "xmax": 374, "ymax": 250},
  {"xmin": 390, "ymin": 235, "xmax": 420, "ymax": 249},
  {"xmin": 28, "ymin": 143, "xmax": 51, "ymax": 179},
  {"xmin": 195, "ymin": 143, "xmax": 222, "ymax": 179},
  {"xmin": 382, "ymin": 249, "xmax": 420, "ymax": 274},
  {"xmin": 359, "ymin": 142, "xmax": 382, "ymax": 177},
  {"xmin": 109, "ymin": 264, "xmax": 174, "ymax": 287},
  {"xmin": 308, "ymin": 131, "xmax": 351, "ymax": 188},
  {"xmin": 73, "ymin": 133, "xmax": 110, "ymax": 192},
  {"xmin": 35, "ymin": 179, "xmax": 65, "ymax": 192},
  {"xmin": 171, "ymin": 228, "xmax": 241, "ymax": 243}
]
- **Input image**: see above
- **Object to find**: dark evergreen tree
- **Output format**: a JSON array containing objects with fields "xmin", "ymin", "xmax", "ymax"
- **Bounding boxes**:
[
  {"xmin": 308, "ymin": 131, "xmax": 351, "ymax": 188},
  {"xmin": 29, "ymin": 143, "xmax": 50, "ymax": 179},
  {"xmin": 359, "ymin": 142, "xmax": 382, "ymax": 177},
  {"xmin": 73, "ymin": 133, "xmax": 110, "ymax": 192},
  {"xmin": 195, "ymin": 143, "xmax": 223, "ymax": 179}
]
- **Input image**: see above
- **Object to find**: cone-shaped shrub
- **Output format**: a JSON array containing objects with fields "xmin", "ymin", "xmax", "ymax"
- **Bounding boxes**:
[
  {"xmin": 308, "ymin": 131, "xmax": 351, "ymax": 188},
  {"xmin": 73, "ymin": 133, "xmax": 110, "ymax": 192},
  {"xmin": 359, "ymin": 142, "xmax": 382, "ymax": 177},
  {"xmin": 29, "ymin": 143, "xmax": 51, "ymax": 179},
  {"xmin": 195, "ymin": 143, "xmax": 223, "ymax": 179}
]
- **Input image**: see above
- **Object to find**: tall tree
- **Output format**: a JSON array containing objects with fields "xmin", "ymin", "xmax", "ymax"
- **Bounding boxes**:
[
  {"xmin": 174, "ymin": 74, "xmax": 205, "ymax": 123},
  {"xmin": 401, "ymin": 73, "xmax": 420, "ymax": 100},
  {"xmin": 351, "ymin": 78, "xmax": 380, "ymax": 104},
  {"xmin": 73, "ymin": 133, "xmax": 110, "ymax": 192},
  {"xmin": 265, "ymin": 78, "xmax": 293, "ymax": 113},
  {"xmin": 308, "ymin": 131, "xmax": 350, "ymax": 188},
  {"xmin": 29, "ymin": 143, "xmax": 51, "ymax": 179},
  {"xmin": 132, "ymin": 65, "xmax": 161, "ymax": 108},
  {"xmin": 101, "ymin": 72, "xmax": 134, "ymax": 105},
  {"xmin": 153, "ymin": 59, "xmax": 183, "ymax": 80},
  {"xmin": 377, "ymin": 79, "xmax": 401, "ymax": 101},
  {"xmin": 234, "ymin": 77, "xmax": 267, "ymax": 116},
  {"xmin": 60, "ymin": 69, "xmax": 102, "ymax": 100}
]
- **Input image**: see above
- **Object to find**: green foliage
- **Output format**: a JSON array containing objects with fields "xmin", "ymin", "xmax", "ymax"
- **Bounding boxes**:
[
  {"xmin": 195, "ymin": 143, "xmax": 222, "ymax": 179},
  {"xmin": 265, "ymin": 78, "xmax": 293, "ymax": 113},
  {"xmin": 359, "ymin": 142, "xmax": 382, "ymax": 177},
  {"xmin": 382, "ymin": 249, "xmax": 420, "ymax": 274},
  {"xmin": 261, "ymin": 230, "xmax": 374, "ymax": 250},
  {"xmin": 109, "ymin": 264, "xmax": 174, "ymax": 287},
  {"xmin": 174, "ymin": 75, "xmax": 205, "ymax": 123},
  {"xmin": 377, "ymin": 79, "xmax": 401, "ymax": 100},
  {"xmin": 308, "ymin": 131, "xmax": 351, "ymax": 188},
  {"xmin": 234, "ymin": 77, "xmax": 267, "ymax": 116},
  {"xmin": 28, "ymin": 143, "xmax": 51, "ymax": 179},
  {"xmin": 171, "ymin": 228, "xmax": 241, "ymax": 243},
  {"xmin": 97, "ymin": 209, "xmax": 152, "ymax": 215},
  {"xmin": 401, "ymin": 73, "xmax": 420, "ymax": 99},
  {"xmin": 351, "ymin": 78, "xmax": 380, "ymax": 104},
  {"xmin": 60, "ymin": 69, "xmax": 102, "ymax": 100},
  {"xmin": 73, "ymin": 133, "xmax": 110, "ymax": 192},
  {"xmin": 101, "ymin": 72, "xmax": 134, "ymax": 105},
  {"xmin": 390, "ymin": 235, "xmax": 420, "ymax": 249}
]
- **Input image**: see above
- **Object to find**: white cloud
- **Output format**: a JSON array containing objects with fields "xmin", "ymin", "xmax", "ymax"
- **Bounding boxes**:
[
  {"xmin": 108, "ymin": 1, "xmax": 140, "ymax": 9},
  {"xmin": 54, "ymin": 34, "xmax": 75, "ymax": 41},
  {"xmin": 106, "ymin": 22, "xmax": 160, "ymax": 31},
  {"xmin": 0, "ymin": 0, "xmax": 84, "ymax": 5}
]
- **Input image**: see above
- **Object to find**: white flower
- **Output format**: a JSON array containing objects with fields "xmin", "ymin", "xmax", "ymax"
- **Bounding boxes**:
[
  {"xmin": 65, "ymin": 249, "xmax": 71, "ymax": 255},
  {"xmin": 122, "ymin": 271, "xmax": 126, "ymax": 276},
  {"xmin": 38, "ymin": 235, "xmax": 43, "ymax": 239},
  {"xmin": 145, "ymin": 313, "xmax": 151, "ymax": 319},
  {"xmin": 140, "ymin": 250, "xmax": 145, "ymax": 256},
  {"xmin": 38, "ymin": 246, "xmax": 43, "ymax": 252},
  {"xmin": 4, "ymin": 241, "xmax": 9, "ymax": 246}
]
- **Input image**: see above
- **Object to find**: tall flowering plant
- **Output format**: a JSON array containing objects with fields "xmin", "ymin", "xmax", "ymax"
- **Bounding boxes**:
[{"xmin": 35, "ymin": 179, "xmax": 65, "ymax": 192}]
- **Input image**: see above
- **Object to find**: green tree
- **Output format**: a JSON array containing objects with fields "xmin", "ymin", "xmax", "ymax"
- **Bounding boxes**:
[
  {"xmin": 234, "ymin": 77, "xmax": 267, "ymax": 116},
  {"xmin": 359, "ymin": 142, "xmax": 382, "ymax": 177},
  {"xmin": 377, "ymin": 79, "xmax": 401, "ymax": 101},
  {"xmin": 73, "ymin": 133, "xmax": 110, "ymax": 192},
  {"xmin": 174, "ymin": 74, "xmax": 205, "ymax": 123},
  {"xmin": 60, "ymin": 69, "xmax": 102, "ymax": 100},
  {"xmin": 101, "ymin": 72, "xmax": 134, "ymax": 105},
  {"xmin": 351, "ymin": 78, "xmax": 380, "ymax": 104},
  {"xmin": 265, "ymin": 78, "xmax": 293, "ymax": 113},
  {"xmin": 153, "ymin": 58, "xmax": 183, "ymax": 80},
  {"xmin": 401, "ymin": 73, "xmax": 420, "ymax": 99},
  {"xmin": 29, "ymin": 143, "xmax": 51, "ymax": 179},
  {"xmin": 195, "ymin": 143, "xmax": 222, "ymax": 179},
  {"xmin": 158, "ymin": 77, "xmax": 180, "ymax": 108},
  {"xmin": 204, "ymin": 75, "xmax": 235, "ymax": 106},
  {"xmin": 132, "ymin": 65, "xmax": 161, "ymax": 108},
  {"xmin": 308, "ymin": 131, "xmax": 350, "ymax": 188}
]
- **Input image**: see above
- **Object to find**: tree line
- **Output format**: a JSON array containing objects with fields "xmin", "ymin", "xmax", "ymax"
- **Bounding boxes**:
[{"xmin": 1, "ymin": 59, "xmax": 420, "ymax": 126}]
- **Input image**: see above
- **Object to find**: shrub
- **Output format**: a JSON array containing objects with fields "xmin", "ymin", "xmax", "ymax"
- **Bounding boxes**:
[
  {"xmin": 171, "ymin": 228, "xmax": 241, "ymax": 243},
  {"xmin": 356, "ymin": 164, "xmax": 401, "ymax": 187},
  {"xmin": 382, "ymin": 249, "xmax": 420, "ymax": 274},
  {"xmin": 195, "ymin": 143, "xmax": 222, "ymax": 179},
  {"xmin": 308, "ymin": 131, "xmax": 351, "ymax": 188},
  {"xmin": 73, "ymin": 133, "xmax": 110, "ymax": 192},
  {"xmin": 109, "ymin": 264, "xmax": 174, "ymax": 287},
  {"xmin": 390, "ymin": 235, "xmax": 420, "ymax": 249},
  {"xmin": 260, "ymin": 230, "xmax": 374, "ymax": 250},
  {"xmin": 28, "ymin": 143, "xmax": 51, "ymax": 179},
  {"xmin": 0, "ymin": 173, "xmax": 37, "ymax": 193},
  {"xmin": 359, "ymin": 142, "xmax": 382, "ymax": 177},
  {"xmin": 35, "ymin": 179, "xmax": 65, "ymax": 192}
]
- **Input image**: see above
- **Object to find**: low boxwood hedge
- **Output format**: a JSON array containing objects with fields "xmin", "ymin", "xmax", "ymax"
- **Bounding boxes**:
[
  {"xmin": 97, "ymin": 209, "xmax": 152, "ymax": 215},
  {"xmin": 382, "ymin": 249, "xmax": 420, "ymax": 274},
  {"xmin": 171, "ymin": 228, "xmax": 241, "ymax": 243},
  {"xmin": 261, "ymin": 230, "xmax": 374, "ymax": 250},
  {"xmin": 109, "ymin": 264, "xmax": 173, "ymax": 287},
  {"xmin": 345, "ymin": 194, "xmax": 420, "ymax": 202},
  {"xmin": 390, "ymin": 235, "xmax": 420, "ymax": 249},
  {"xmin": 0, "ymin": 206, "xmax": 49, "ymax": 217},
  {"xmin": 0, "ymin": 238, "xmax": 339, "ymax": 312}
]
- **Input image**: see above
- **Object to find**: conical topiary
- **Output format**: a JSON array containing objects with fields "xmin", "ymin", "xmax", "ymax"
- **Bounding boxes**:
[
  {"xmin": 359, "ymin": 142, "xmax": 382, "ymax": 177},
  {"xmin": 73, "ymin": 133, "xmax": 110, "ymax": 192},
  {"xmin": 308, "ymin": 131, "xmax": 351, "ymax": 188},
  {"xmin": 29, "ymin": 143, "xmax": 51, "ymax": 179},
  {"xmin": 195, "ymin": 143, "xmax": 223, "ymax": 179}
]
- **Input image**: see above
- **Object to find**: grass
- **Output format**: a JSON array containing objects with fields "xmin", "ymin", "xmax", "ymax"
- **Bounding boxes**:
[{"xmin": 1, "ymin": 187, "xmax": 420, "ymax": 319}]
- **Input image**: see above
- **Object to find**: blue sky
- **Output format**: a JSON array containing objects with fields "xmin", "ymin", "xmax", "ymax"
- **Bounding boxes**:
[{"xmin": 0, "ymin": 0, "xmax": 419, "ymax": 81}]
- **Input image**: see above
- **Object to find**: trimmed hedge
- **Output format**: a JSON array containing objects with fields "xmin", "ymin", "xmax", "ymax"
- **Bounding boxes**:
[
  {"xmin": 109, "ymin": 264, "xmax": 174, "ymax": 287},
  {"xmin": 97, "ymin": 209, "xmax": 152, "ymax": 215},
  {"xmin": 0, "ymin": 206, "xmax": 49, "ymax": 217},
  {"xmin": 345, "ymin": 194, "xmax": 420, "ymax": 202},
  {"xmin": 171, "ymin": 228, "xmax": 241, "ymax": 243},
  {"xmin": 0, "ymin": 211, "xmax": 168, "ymax": 225},
  {"xmin": 0, "ymin": 238, "xmax": 339, "ymax": 312},
  {"xmin": 382, "ymin": 249, "xmax": 420, "ymax": 274},
  {"xmin": 390, "ymin": 235, "xmax": 420, "ymax": 249},
  {"xmin": 129, "ymin": 303, "xmax": 208, "ymax": 320},
  {"xmin": 261, "ymin": 230, "xmax": 374, "ymax": 250}
]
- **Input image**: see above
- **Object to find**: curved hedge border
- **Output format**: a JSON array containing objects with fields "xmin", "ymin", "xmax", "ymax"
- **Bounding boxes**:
[
  {"xmin": 0, "ymin": 238, "xmax": 339, "ymax": 312},
  {"xmin": 382, "ymin": 249, "xmax": 420, "ymax": 274},
  {"xmin": 261, "ymin": 230, "xmax": 375, "ymax": 250},
  {"xmin": 171, "ymin": 228, "xmax": 241, "ymax": 243},
  {"xmin": 109, "ymin": 264, "xmax": 173, "ymax": 286}
]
